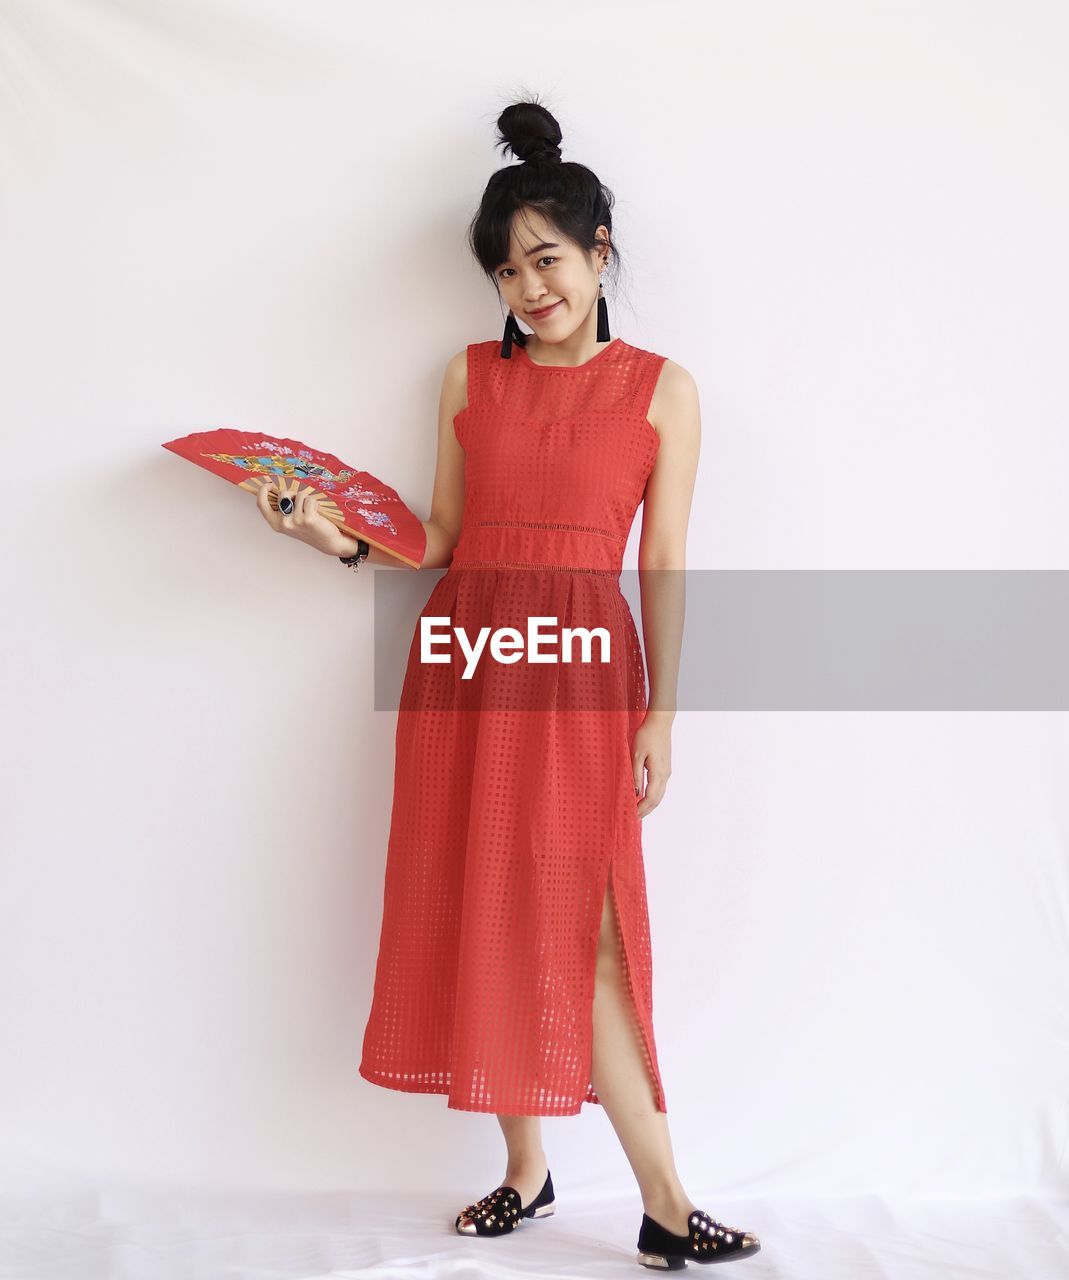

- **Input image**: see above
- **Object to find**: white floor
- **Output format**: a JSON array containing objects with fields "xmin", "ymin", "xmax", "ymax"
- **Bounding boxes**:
[{"xmin": 1, "ymin": 1184, "xmax": 1066, "ymax": 1279}]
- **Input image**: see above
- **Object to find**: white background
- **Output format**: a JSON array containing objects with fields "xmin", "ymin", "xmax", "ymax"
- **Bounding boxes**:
[{"xmin": 2, "ymin": 0, "xmax": 1067, "ymax": 1276}]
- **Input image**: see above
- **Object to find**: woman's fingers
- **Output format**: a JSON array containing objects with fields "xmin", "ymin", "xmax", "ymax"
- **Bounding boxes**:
[
  {"xmin": 295, "ymin": 483, "xmax": 325, "ymax": 526},
  {"xmin": 255, "ymin": 474, "xmax": 281, "ymax": 525},
  {"xmin": 634, "ymin": 749, "xmax": 669, "ymax": 817},
  {"xmin": 304, "ymin": 488, "xmax": 326, "ymax": 522},
  {"xmin": 279, "ymin": 478, "xmax": 304, "ymax": 525},
  {"xmin": 253, "ymin": 475, "xmax": 334, "ymax": 552},
  {"xmin": 636, "ymin": 765, "xmax": 668, "ymax": 818},
  {"xmin": 270, "ymin": 476, "xmax": 290, "ymax": 514}
]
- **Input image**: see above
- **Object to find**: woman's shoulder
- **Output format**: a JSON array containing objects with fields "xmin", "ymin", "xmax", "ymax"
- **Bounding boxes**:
[
  {"xmin": 440, "ymin": 347, "xmax": 472, "ymax": 418},
  {"xmin": 440, "ymin": 340, "xmax": 504, "ymax": 419},
  {"xmin": 625, "ymin": 343, "xmax": 697, "ymax": 404},
  {"xmin": 622, "ymin": 341, "xmax": 693, "ymax": 381},
  {"xmin": 656, "ymin": 357, "xmax": 698, "ymax": 395},
  {"xmin": 450, "ymin": 340, "xmax": 500, "ymax": 380},
  {"xmin": 621, "ymin": 346, "xmax": 699, "ymax": 439},
  {"xmin": 462, "ymin": 338, "xmax": 502, "ymax": 359}
]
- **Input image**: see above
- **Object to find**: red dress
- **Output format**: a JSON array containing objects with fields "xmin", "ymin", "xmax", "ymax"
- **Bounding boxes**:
[{"xmin": 358, "ymin": 336, "xmax": 669, "ymax": 1115}]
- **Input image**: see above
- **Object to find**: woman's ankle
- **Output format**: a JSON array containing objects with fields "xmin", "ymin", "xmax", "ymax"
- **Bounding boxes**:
[
  {"xmin": 641, "ymin": 1183, "xmax": 697, "ymax": 1222},
  {"xmin": 504, "ymin": 1153, "xmax": 548, "ymax": 1178}
]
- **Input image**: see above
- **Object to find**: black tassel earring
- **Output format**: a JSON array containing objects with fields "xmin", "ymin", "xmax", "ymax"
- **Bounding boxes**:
[
  {"xmin": 596, "ymin": 278, "xmax": 610, "ymax": 342},
  {"xmin": 500, "ymin": 309, "xmax": 527, "ymax": 358}
]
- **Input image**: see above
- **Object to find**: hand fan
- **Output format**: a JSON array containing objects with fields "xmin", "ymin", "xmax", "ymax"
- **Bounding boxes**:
[{"xmin": 162, "ymin": 428, "xmax": 427, "ymax": 569}]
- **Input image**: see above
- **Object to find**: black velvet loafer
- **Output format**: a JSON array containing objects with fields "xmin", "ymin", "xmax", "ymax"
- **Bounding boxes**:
[
  {"xmin": 455, "ymin": 1169, "xmax": 556, "ymax": 1236},
  {"xmin": 636, "ymin": 1207, "xmax": 760, "ymax": 1268}
]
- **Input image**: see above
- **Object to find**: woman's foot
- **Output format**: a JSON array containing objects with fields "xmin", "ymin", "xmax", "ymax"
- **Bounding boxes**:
[
  {"xmin": 456, "ymin": 1159, "xmax": 551, "ymax": 1233},
  {"xmin": 501, "ymin": 1160, "xmax": 550, "ymax": 1210},
  {"xmin": 637, "ymin": 1195, "xmax": 761, "ymax": 1268},
  {"xmin": 641, "ymin": 1192, "xmax": 701, "ymax": 1239}
]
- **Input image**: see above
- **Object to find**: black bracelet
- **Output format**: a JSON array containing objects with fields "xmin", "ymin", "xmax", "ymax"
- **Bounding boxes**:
[{"xmin": 339, "ymin": 538, "xmax": 370, "ymax": 572}]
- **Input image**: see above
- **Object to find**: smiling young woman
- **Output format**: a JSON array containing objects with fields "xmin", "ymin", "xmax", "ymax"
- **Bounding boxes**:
[{"xmin": 355, "ymin": 97, "xmax": 761, "ymax": 1270}]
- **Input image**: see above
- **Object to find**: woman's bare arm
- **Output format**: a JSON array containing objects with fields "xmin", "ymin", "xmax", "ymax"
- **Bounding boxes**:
[
  {"xmin": 636, "ymin": 360, "xmax": 701, "ymax": 717},
  {"xmin": 335, "ymin": 350, "xmax": 468, "ymax": 569}
]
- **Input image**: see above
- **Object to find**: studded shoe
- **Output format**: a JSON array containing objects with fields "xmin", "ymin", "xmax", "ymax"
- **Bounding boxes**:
[
  {"xmin": 636, "ymin": 1208, "xmax": 761, "ymax": 1268},
  {"xmin": 454, "ymin": 1169, "xmax": 556, "ymax": 1236}
]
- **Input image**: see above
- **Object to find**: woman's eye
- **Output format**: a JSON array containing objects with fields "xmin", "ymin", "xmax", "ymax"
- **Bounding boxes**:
[{"xmin": 498, "ymin": 257, "xmax": 557, "ymax": 279}]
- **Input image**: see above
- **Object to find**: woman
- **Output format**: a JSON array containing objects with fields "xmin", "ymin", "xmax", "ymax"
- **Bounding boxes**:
[{"xmin": 255, "ymin": 99, "xmax": 760, "ymax": 1270}]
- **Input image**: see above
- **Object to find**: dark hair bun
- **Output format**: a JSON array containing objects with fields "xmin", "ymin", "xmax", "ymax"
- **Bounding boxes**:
[
  {"xmin": 469, "ymin": 94, "xmax": 619, "ymax": 292},
  {"xmin": 497, "ymin": 99, "xmax": 563, "ymax": 164}
]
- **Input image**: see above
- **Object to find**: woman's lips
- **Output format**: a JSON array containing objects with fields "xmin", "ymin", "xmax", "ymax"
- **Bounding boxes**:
[{"xmin": 528, "ymin": 300, "xmax": 562, "ymax": 319}]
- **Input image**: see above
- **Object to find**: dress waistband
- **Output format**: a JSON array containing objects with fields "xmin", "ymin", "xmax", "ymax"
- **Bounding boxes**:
[{"xmin": 449, "ymin": 519, "xmax": 625, "ymax": 575}]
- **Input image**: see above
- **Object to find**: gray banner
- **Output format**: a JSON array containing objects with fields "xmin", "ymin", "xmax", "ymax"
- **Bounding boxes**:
[{"xmin": 370, "ymin": 569, "xmax": 1069, "ymax": 711}]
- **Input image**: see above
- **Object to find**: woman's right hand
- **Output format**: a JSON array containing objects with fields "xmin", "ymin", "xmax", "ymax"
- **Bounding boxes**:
[{"xmin": 253, "ymin": 475, "xmax": 350, "ymax": 557}]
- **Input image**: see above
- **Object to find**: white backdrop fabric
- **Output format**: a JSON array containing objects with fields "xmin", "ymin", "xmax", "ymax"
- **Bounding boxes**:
[{"xmin": 2, "ymin": 1, "xmax": 1068, "ymax": 1277}]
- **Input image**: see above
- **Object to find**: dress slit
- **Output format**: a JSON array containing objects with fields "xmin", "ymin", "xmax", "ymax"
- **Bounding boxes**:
[{"xmin": 584, "ymin": 815, "xmax": 667, "ymax": 1113}]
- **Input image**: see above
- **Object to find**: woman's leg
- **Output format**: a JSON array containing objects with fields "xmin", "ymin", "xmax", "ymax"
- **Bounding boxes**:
[
  {"xmin": 497, "ymin": 1113, "xmax": 549, "ymax": 1202},
  {"xmin": 456, "ymin": 1114, "xmax": 549, "ymax": 1228},
  {"xmin": 590, "ymin": 880, "xmax": 699, "ymax": 1237}
]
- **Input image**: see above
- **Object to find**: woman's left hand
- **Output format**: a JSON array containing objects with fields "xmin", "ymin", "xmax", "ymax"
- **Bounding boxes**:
[
  {"xmin": 633, "ymin": 711, "xmax": 673, "ymax": 819},
  {"xmin": 253, "ymin": 476, "xmax": 351, "ymax": 557}
]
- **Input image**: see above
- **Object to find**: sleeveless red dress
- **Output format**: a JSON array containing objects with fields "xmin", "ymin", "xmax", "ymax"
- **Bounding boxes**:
[{"xmin": 358, "ymin": 336, "xmax": 669, "ymax": 1115}]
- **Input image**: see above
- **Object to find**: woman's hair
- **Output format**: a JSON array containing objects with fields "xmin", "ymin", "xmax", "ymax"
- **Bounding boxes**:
[{"xmin": 467, "ymin": 95, "xmax": 627, "ymax": 308}]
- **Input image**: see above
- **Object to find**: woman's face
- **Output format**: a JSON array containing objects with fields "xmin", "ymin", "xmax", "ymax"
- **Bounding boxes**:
[{"xmin": 495, "ymin": 208, "xmax": 609, "ymax": 343}]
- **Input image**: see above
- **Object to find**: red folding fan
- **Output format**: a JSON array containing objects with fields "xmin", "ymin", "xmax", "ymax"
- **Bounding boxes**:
[{"xmin": 162, "ymin": 428, "xmax": 427, "ymax": 569}]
